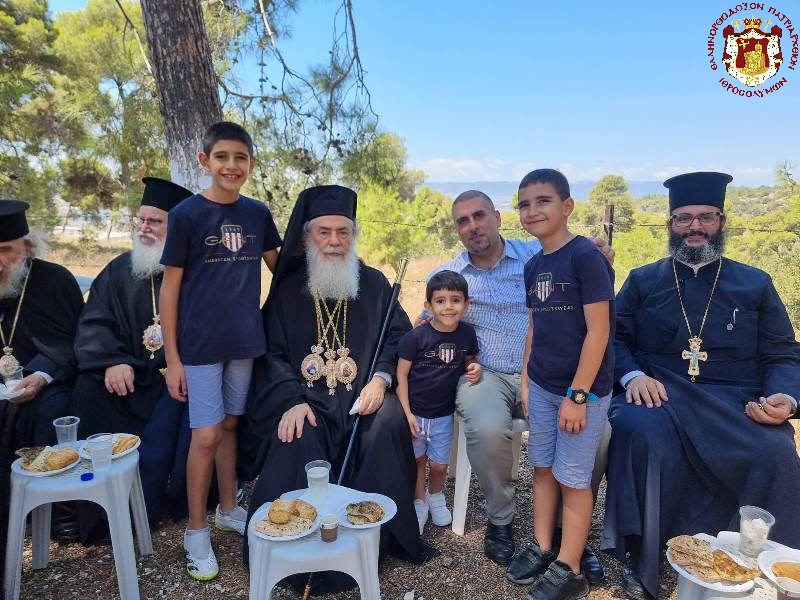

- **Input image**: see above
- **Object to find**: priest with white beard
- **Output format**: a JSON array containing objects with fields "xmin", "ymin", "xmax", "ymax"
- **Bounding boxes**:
[
  {"xmin": 72, "ymin": 177, "xmax": 193, "ymax": 536},
  {"xmin": 242, "ymin": 185, "xmax": 425, "ymax": 591}
]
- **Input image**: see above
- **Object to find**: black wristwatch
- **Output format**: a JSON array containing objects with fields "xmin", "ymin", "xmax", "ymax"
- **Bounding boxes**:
[{"xmin": 567, "ymin": 388, "xmax": 589, "ymax": 405}]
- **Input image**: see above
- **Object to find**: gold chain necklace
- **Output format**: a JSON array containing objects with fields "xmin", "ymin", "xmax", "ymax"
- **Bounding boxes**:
[
  {"xmin": 672, "ymin": 258, "xmax": 723, "ymax": 382},
  {"xmin": 141, "ymin": 275, "xmax": 164, "ymax": 359},
  {"xmin": 0, "ymin": 264, "xmax": 32, "ymax": 378},
  {"xmin": 300, "ymin": 296, "xmax": 357, "ymax": 395}
]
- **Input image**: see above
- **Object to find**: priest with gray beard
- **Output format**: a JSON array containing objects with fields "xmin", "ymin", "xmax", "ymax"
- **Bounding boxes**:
[
  {"xmin": 72, "ymin": 177, "xmax": 194, "ymax": 537},
  {"xmin": 242, "ymin": 185, "xmax": 425, "ymax": 591},
  {"xmin": 601, "ymin": 172, "xmax": 800, "ymax": 600}
]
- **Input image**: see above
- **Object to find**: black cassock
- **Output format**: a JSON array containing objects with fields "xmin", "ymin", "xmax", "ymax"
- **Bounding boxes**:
[
  {"xmin": 0, "ymin": 258, "xmax": 83, "ymax": 575},
  {"xmin": 72, "ymin": 251, "xmax": 191, "ymax": 534},
  {"xmin": 601, "ymin": 257, "xmax": 800, "ymax": 598},
  {"xmin": 242, "ymin": 263, "xmax": 421, "ymax": 573}
]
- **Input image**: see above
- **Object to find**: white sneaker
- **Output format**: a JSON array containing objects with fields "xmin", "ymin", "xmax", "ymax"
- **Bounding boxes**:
[
  {"xmin": 427, "ymin": 491, "xmax": 452, "ymax": 526},
  {"xmin": 184, "ymin": 529, "xmax": 219, "ymax": 581},
  {"xmin": 215, "ymin": 504, "xmax": 247, "ymax": 535},
  {"xmin": 414, "ymin": 498, "xmax": 429, "ymax": 534}
]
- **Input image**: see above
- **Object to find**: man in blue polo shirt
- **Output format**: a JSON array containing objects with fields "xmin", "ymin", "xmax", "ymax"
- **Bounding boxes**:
[{"xmin": 424, "ymin": 190, "xmax": 613, "ymax": 583}]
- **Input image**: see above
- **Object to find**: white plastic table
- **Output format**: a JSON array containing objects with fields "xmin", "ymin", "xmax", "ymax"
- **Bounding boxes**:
[
  {"xmin": 247, "ymin": 484, "xmax": 386, "ymax": 600},
  {"xmin": 4, "ymin": 450, "xmax": 152, "ymax": 600}
]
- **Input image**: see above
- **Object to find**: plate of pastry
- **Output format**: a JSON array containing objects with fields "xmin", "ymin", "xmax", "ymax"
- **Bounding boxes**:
[
  {"xmin": 338, "ymin": 493, "xmax": 397, "ymax": 529},
  {"xmin": 78, "ymin": 433, "xmax": 140, "ymax": 460},
  {"xmin": 12, "ymin": 445, "xmax": 81, "ymax": 477},
  {"xmin": 666, "ymin": 534, "xmax": 762, "ymax": 593},
  {"xmin": 251, "ymin": 498, "xmax": 319, "ymax": 541}
]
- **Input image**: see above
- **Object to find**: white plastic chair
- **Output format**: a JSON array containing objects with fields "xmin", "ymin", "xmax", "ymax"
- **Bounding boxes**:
[
  {"xmin": 4, "ymin": 451, "xmax": 152, "ymax": 600},
  {"xmin": 248, "ymin": 484, "xmax": 382, "ymax": 600},
  {"xmin": 450, "ymin": 415, "xmax": 528, "ymax": 536}
]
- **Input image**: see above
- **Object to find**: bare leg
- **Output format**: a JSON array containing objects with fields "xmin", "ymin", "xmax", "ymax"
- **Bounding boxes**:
[
  {"xmin": 533, "ymin": 466, "xmax": 560, "ymax": 551},
  {"xmin": 427, "ymin": 460, "xmax": 448, "ymax": 494},
  {"xmin": 214, "ymin": 414, "xmax": 239, "ymax": 512},
  {"xmin": 415, "ymin": 455, "xmax": 427, "ymax": 500},
  {"xmin": 558, "ymin": 484, "xmax": 593, "ymax": 574},
  {"xmin": 187, "ymin": 424, "xmax": 222, "ymax": 530}
]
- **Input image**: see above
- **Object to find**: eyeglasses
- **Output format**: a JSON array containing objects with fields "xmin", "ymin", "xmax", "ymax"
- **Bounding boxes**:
[
  {"xmin": 669, "ymin": 212, "xmax": 723, "ymax": 228},
  {"xmin": 130, "ymin": 217, "xmax": 165, "ymax": 228}
]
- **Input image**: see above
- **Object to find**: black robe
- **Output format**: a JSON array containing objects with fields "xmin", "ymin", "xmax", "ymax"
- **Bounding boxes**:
[
  {"xmin": 601, "ymin": 257, "xmax": 800, "ymax": 598},
  {"xmin": 0, "ymin": 258, "xmax": 83, "ymax": 578},
  {"xmin": 242, "ymin": 263, "xmax": 421, "ymax": 569}
]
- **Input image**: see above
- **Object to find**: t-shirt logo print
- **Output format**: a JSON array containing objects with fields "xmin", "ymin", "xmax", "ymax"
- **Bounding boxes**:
[
  {"xmin": 220, "ymin": 224, "xmax": 244, "ymax": 252},
  {"xmin": 437, "ymin": 343, "xmax": 456, "ymax": 364},
  {"xmin": 535, "ymin": 272, "xmax": 553, "ymax": 302}
]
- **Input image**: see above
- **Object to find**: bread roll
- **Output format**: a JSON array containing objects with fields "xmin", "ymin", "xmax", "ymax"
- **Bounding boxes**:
[
  {"xmin": 292, "ymin": 499, "xmax": 317, "ymax": 521},
  {"xmin": 45, "ymin": 448, "xmax": 79, "ymax": 470}
]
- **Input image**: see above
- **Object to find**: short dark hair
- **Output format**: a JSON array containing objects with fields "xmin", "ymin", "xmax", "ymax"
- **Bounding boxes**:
[
  {"xmin": 518, "ymin": 168, "xmax": 570, "ymax": 201},
  {"xmin": 203, "ymin": 121, "xmax": 254, "ymax": 155},
  {"xmin": 452, "ymin": 190, "xmax": 495, "ymax": 212},
  {"xmin": 426, "ymin": 270, "xmax": 469, "ymax": 302}
]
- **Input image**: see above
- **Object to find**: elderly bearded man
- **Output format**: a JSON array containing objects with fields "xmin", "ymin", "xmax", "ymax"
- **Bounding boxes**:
[
  {"xmin": 72, "ymin": 178, "xmax": 194, "ymax": 538},
  {"xmin": 601, "ymin": 172, "xmax": 800, "ymax": 600},
  {"xmin": 242, "ymin": 185, "xmax": 424, "ymax": 591},
  {"xmin": 0, "ymin": 199, "xmax": 84, "ymax": 566}
]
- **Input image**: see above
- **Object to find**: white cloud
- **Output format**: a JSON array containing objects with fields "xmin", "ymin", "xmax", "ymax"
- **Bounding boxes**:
[{"xmin": 412, "ymin": 157, "xmax": 776, "ymax": 185}]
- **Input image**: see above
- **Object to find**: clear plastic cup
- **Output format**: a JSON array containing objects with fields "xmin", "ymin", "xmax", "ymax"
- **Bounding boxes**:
[
  {"xmin": 320, "ymin": 514, "xmax": 338, "ymax": 542},
  {"xmin": 304, "ymin": 459, "xmax": 331, "ymax": 503},
  {"xmin": 53, "ymin": 416, "xmax": 80, "ymax": 447},
  {"xmin": 87, "ymin": 433, "xmax": 114, "ymax": 472},
  {"xmin": 3, "ymin": 366, "xmax": 23, "ymax": 394},
  {"xmin": 738, "ymin": 505, "xmax": 775, "ymax": 556}
]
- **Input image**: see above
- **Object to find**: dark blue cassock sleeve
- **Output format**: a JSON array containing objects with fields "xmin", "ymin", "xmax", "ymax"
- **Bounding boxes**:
[
  {"xmin": 613, "ymin": 269, "xmax": 644, "ymax": 383},
  {"xmin": 757, "ymin": 275, "xmax": 800, "ymax": 409}
]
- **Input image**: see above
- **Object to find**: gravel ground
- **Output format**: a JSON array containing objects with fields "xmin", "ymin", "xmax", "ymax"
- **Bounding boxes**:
[{"xmin": 16, "ymin": 433, "xmax": 687, "ymax": 600}]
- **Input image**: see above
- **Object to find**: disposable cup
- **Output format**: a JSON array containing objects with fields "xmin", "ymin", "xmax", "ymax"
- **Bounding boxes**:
[
  {"xmin": 738, "ymin": 505, "xmax": 775, "ymax": 556},
  {"xmin": 3, "ymin": 366, "xmax": 23, "ymax": 394},
  {"xmin": 53, "ymin": 416, "xmax": 80, "ymax": 446},
  {"xmin": 87, "ymin": 433, "xmax": 113, "ymax": 472},
  {"xmin": 305, "ymin": 459, "xmax": 331, "ymax": 502}
]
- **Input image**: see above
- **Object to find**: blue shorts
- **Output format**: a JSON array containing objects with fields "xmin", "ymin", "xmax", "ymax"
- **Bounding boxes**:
[
  {"xmin": 184, "ymin": 359, "xmax": 253, "ymax": 429},
  {"xmin": 528, "ymin": 380, "xmax": 610, "ymax": 489},
  {"xmin": 411, "ymin": 414, "xmax": 454, "ymax": 465}
]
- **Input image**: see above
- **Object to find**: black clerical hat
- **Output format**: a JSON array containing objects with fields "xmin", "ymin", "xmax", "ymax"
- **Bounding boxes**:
[
  {"xmin": 141, "ymin": 177, "xmax": 193, "ymax": 212},
  {"xmin": 663, "ymin": 172, "xmax": 733, "ymax": 212},
  {"xmin": 0, "ymin": 200, "xmax": 30, "ymax": 242},
  {"xmin": 302, "ymin": 185, "xmax": 357, "ymax": 222}
]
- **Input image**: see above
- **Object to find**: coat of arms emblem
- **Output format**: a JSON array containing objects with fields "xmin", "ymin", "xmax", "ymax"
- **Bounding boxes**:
[
  {"xmin": 534, "ymin": 272, "xmax": 553, "ymax": 302},
  {"xmin": 438, "ymin": 343, "xmax": 456, "ymax": 364},
  {"xmin": 722, "ymin": 17, "xmax": 783, "ymax": 87},
  {"xmin": 220, "ymin": 224, "xmax": 244, "ymax": 252}
]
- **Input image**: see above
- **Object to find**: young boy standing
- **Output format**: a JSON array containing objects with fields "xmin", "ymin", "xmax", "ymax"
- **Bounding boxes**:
[
  {"xmin": 160, "ymin": 122, "xmax": 281, "ymax": 580},
  {"xmin": 506, "ymin": 169, "xmax": 614, "ymax": 600},
  {"xmin": 396, "ymin": 270, "xmax": 481, "ymax": 534}
]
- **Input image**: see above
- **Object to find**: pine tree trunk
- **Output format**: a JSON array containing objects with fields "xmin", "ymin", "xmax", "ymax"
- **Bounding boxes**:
[{"xmin": 140, "ymin": 0, "xmax": 222, "ymax": 191}]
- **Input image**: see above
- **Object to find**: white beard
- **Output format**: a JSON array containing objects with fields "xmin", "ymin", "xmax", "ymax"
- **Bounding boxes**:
[
  {"xmin": 0, "ymin": 257, "xmax": 30, "ymax": 300},
  {"xmin": 130, "ymin": 235, "xmax": 166, "ymax": 279},
  {"xmin": 304, "ymin": 238, "xmax": 360, "ymax": 300}
]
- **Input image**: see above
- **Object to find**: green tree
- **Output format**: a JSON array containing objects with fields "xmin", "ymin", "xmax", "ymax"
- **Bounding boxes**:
[
  {"xmin": 578, "ymin": 175, "xmax": 636, "ymax": 234},
  {"xmin": 342, "ymin": 132, "xmax": 424, "ymax": 200}
]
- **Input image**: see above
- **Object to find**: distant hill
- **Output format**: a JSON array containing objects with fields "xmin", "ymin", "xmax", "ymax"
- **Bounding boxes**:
[{"xmin": 423, "ymin": 180, "xmax": 667, "ymax": 209}]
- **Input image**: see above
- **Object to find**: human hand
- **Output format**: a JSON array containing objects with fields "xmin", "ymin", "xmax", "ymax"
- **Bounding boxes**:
[
  {"xmin": 9, "ymin": 374, "xmax": 47, "ymax": 404},
  {"xmin": 465, "ymin": 362, "xmax": 482, "ymax": 384},
  {"xmin": 591, "ymin": 236, "xmax": 615, "ymax": 265},
  {"xmin": 278, "ymin": 403, "xmax": 317, "ymax": 442},
  {"xmin": 413, "ymin": 314, "xmax": 430, "ymax": 328},
  {"xmin": 104, "ymin": 364, "xmax": 135, "ymax": 396},
  {"xmin": 745, "ymin": 394, "xmax": 793, "ymax": 425},
  {"xmin": 406, "ymin": 413, "xmax": 420, "ymax": 439},
  {"xmin": 520, "ymin": 378, "xmax": 530, "ymax": 421},
  {"xmin": 358, "ymin": 376, "xmax": 387, "ymax": 415},
  {"xmin": 626, "ymin": 375, "xmax": 668, "ymax": 407},
  {"xmin": 166, "ymin": 362, "xmax": 187, "ymax": 402},
  {"xmin": 559, "ymin": 397, "xmax": 587, "ymax": 434}
]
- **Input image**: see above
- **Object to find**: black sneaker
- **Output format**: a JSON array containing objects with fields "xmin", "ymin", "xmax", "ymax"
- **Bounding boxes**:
[
  {"xmin": 527, "ymin": 560, "xmax": 589, "ymax": 600},
  {"xmin": 506, "ymin": 540, "xmax": 557, "ymax": 585}
]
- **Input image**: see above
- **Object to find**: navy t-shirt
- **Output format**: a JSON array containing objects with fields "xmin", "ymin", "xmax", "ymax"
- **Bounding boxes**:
[
  {"xmin": 524, "ymin": 235, "xmax": 615, "ymax": 397},
  {"xmin": 160, "ymin": 193, "xmax": 282, "ymax": 365},
  {"xmin": 398, "ymin": 321, "xmax": 479, "ymax": 418}
]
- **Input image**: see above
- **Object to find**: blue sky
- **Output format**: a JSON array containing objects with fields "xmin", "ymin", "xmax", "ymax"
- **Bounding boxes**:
[{"xmin": 50, "ymin": 0, "xmax": 800, "ymax": 185}]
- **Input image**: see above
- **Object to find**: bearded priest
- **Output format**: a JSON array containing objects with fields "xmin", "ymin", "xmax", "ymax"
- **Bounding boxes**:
[
  {"xmin": 242, "ymin": 185, "xmax": 425, "ymax": 589},
  {"xmin": 72, "ymin": 177, "xmax": 193, "ymax": 535},
  {"xmin": 601, "ymin": 171, "xmax": 800, "ymax": 600}
]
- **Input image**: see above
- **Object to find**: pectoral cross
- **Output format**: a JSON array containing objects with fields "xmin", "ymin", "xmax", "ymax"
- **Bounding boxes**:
[
  {"xmin": 324, "ymin": 349, "xmax": 338, "ymax": 395},
  {"xmin": 681, "ymin": 336, "xmax": 707, "ymax": 382}
]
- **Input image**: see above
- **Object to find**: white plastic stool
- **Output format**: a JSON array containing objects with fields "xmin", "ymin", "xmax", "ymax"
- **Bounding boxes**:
[
  {"xmin": 248, "ymin": 484, "xmax": 382, "ymax": 600},
  {"xmin": 450, "ymin": 415, "xmax": 528, "ymax": 536},
  {"xmin": 4, "ymin": 451, "xmax": 152, "ymax": 600}
]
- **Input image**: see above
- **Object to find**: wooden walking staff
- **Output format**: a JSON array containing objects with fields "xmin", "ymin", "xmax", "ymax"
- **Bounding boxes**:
[{"xmin": 302, "ymin": 257, "xmax": 409, "ymax": 600}]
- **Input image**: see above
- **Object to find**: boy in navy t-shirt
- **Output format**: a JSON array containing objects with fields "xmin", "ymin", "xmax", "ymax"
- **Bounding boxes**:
[
  {"xmin": 505, "ymin": 169, "xmax": 614, "ymax": 599},
  {"xmin": 396, "ymin": 270, "xmax": 481, "ymax": 534},
  {"xmin": 160, "ymin": 122, "xmax": 281, "ymax": 581}
]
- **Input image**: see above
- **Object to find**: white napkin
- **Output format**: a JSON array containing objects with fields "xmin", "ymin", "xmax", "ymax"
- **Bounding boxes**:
[{"xmin": 349, "ymin": 397, "xmax": 361, "ymax": 415}]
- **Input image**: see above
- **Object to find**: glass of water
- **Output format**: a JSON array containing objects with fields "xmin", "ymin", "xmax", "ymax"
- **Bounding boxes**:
[
  {"xmin": 304, "ymin": 459, "xmax": 331, "ymax": 503},
  {"xmin": 53, "ymin": 416, "xmax": 80, "ymax": 447},
  {"xmin": 87, "ymin": 433, "xmax": 114, "ymax": 472}
]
